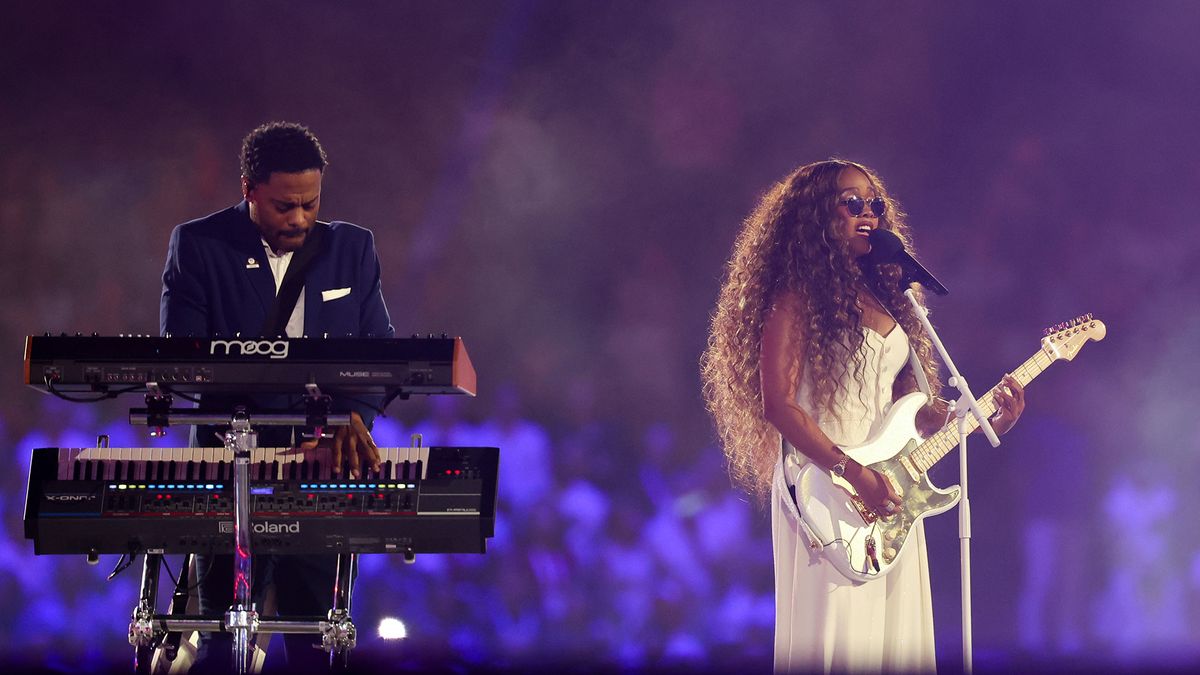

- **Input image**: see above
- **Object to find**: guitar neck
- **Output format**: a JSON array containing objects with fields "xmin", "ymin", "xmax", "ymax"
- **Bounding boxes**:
[{"xmin": 907, "ymin": 348, "xmax": 1054, "ymax": 474}]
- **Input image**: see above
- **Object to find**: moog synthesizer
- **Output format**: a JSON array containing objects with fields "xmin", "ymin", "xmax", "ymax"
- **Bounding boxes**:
[{"xmin": 23, "ymin": 334, "xmax": 476, "ymax": 397}]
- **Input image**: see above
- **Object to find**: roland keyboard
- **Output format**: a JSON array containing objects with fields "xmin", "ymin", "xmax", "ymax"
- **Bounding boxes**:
[
  {"xmin": 23, "ymin": 335, "xmax": 476, "ymax": 397},
  {"xmin": 24, "ymin": 446, "xmax": 498, "ymax": 556}
]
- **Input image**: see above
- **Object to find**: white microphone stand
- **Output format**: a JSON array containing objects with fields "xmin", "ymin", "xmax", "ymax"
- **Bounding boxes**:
[{"xmin": 903, "ymin": 288, "xmax": 1000, "ymax": 675}]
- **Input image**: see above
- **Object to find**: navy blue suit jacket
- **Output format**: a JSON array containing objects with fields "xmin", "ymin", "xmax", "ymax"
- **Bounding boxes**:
[
  {"xmin": 160, "ymin": 201, "xmax": 394, "ymax": 440},
  {"xmin": 161, "ymin": 200, "xmax": 393, "ymax": 340}
]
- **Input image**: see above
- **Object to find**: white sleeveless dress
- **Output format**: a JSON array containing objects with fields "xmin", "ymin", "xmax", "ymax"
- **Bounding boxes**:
[{"xmin": 771, "ymin": 325, "xmax": 936, "ymax": 673}]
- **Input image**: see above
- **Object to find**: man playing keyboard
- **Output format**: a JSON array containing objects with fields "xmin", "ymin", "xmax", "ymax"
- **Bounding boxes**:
[{"xmin": 159, "ymin": 121, "xmax": 394, "ymax": 671}]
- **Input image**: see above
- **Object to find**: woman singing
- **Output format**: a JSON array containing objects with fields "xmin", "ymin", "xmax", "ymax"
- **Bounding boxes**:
[{"xmin": 701, "ymin": 159, "xmax": 1024, "ymax": 672}]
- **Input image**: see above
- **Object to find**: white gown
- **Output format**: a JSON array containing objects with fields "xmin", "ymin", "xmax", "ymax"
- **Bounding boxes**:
[{"xmin": 771, "ymin": 325, "xmax": 936, "ymax": 673}]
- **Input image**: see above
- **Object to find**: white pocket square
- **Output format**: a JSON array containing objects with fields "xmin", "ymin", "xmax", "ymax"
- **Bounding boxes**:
[{"xmin": 321, "ymin": 287, "xmax": 351, "ymax": 302}]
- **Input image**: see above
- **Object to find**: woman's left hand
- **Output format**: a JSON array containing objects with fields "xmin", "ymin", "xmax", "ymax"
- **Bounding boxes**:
[{"xmin": 989, "ymin": 374, "xmax": 1025, "ymax": 436}]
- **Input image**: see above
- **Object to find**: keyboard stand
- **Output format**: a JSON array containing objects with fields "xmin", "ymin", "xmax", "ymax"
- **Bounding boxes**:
[{"xmin": 127, "ymin": 398, "xmax": 358, "ymax": 674}]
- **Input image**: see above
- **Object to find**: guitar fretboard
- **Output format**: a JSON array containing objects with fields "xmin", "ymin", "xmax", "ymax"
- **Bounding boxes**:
[{"xmin": 907, "ymin": 348, "xmax": 1052, "ymax": 474}]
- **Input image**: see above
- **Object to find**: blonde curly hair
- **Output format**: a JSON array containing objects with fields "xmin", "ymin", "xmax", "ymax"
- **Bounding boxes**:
[{"xmin": 700, "ymin": 159, "xmax": 942, "ymax": 501}]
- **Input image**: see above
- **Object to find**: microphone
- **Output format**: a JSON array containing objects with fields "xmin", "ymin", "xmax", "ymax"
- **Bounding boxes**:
[{"xmin": 865, "ymin": 229, "xmax": 949, "ymax": 296}]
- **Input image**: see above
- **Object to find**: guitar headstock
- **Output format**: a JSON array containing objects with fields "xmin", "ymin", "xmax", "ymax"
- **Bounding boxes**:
[{"xmin": 1041, "ymin": 313, "xmax": 1106, "ymax": 362}]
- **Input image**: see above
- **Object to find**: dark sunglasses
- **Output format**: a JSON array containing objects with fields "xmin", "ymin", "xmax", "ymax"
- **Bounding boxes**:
[{"xmin": 838, "ymin": 195, "xmax": 886, "ymax": 218}]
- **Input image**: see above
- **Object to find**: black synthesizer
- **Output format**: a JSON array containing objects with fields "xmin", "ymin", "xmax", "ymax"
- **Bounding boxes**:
[
  {"xmin": 24, "ymin": 446, "xmax": 498, "ymax": 556},
  {"xmin": 23, "ymin": 334, "xmax": 476, "ymax": 397}
]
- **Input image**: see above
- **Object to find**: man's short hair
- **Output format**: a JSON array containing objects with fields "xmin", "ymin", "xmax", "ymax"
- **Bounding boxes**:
[{"xmin": 240, "ymin": 122, "xmax": 328, "ymax": 188}]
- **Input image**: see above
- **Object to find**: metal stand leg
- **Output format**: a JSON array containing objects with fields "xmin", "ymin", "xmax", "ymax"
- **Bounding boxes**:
[
  {"xmin": 160, "ymin": 553, "xmax": 194, "ymax": 664},
  {"xmin": 129, "ymin": 553, "xmax": 160, "ymax": 675},
  {"xmin": 325, "ymin": 553, "xmax": 359, "ymax": 671},
  {"xmin": 225, "ymin": 413, "xmax": 259, "ymax": 675}
]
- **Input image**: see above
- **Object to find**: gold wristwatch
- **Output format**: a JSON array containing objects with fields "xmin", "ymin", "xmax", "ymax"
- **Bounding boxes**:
[{"xmin": 831, "ymin": 452, "xmax": 849, "ymax": 478}]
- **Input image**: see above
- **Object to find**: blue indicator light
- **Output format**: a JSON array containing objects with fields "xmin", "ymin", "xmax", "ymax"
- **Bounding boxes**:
[
  {"xmin": 250, "ymin": 487, "xmax": 274, "ymax": 495},
  {"xmin": 320, "ymin": 484, "xmax": 330, "ymax": 489},
  {"xmin": 205, "ymin": 484, "xmax": 214, "ymax": 489}
]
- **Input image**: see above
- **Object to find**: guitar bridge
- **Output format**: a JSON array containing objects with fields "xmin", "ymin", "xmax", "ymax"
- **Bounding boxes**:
[{"xmin": 849, "ymin": 494, "xmax": 878, "ymax": 525}]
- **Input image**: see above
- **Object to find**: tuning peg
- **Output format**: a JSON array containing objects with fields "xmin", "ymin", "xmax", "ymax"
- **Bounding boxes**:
[{"xmin": 1086, "ymin": 312, "xmax": 1093, "ymax": 321}]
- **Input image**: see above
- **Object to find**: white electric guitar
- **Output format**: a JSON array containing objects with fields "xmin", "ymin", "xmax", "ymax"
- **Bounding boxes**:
[{"xmin": 791, "ymin": 315, "xmax": 1106, "ymax": 582}]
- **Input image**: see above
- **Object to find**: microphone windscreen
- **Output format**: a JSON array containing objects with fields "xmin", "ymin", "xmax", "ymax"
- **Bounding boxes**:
[{"xmin": 866, "ymin": 228, "xmax": 904, "ymax": 265}]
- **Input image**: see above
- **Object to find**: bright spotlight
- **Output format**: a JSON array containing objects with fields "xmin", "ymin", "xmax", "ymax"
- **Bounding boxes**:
[{"xmin": 377, "ymin": 617, "xmax": 407, "ymax": 640}]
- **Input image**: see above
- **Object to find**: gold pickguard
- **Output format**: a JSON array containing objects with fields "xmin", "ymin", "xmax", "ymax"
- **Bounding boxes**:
[{"xmin": 845, "ymin": 439, "xmax": 960, "ymax": 567}]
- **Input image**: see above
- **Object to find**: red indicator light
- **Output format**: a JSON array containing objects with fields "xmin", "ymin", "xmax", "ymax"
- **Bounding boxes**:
[
  {"xmin": 308, "ymin": 494, "xmax": 315, "ymax": 500},
  {"xmin": 454, "ymin": 469, "xmax": 462, "ymax": 475},
  {"xmin": 346, "ymin": 494, "xmax": 353, "ymax": 500},
  {"xmin": 166, "ymin": 495, "xmax": 172, "ymax": 500},
  {"xmin": 156, "ymin": 495, "xmax": 162, "ymax": 500}
]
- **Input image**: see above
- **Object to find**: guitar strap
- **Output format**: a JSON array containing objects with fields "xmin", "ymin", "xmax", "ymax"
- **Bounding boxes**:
[
  {"xmin": 908, "ymin": 344, "xmax": 932, "ymax": 397},
  {"xmin": 781, "ymin": 447, "xmax": 826, "ymax": 550},
  {"xmin": 261, "ymin": 221, "xmax": 328, "ymax": 337}
]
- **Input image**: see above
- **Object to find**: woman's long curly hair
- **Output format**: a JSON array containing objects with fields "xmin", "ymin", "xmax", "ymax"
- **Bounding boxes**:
[{"xmin": 700, "ymin": 159, "xmax": 943, "ymax": 502}]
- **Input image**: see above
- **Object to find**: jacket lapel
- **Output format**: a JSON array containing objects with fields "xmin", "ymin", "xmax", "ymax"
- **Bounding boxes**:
[
  {"xmin": 230, "ymin": 201, "xmax": 276, "ymax": 326},
  {"xmin": 302, "ymin": 231, "xmax": 331, "ymax": 337}
]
